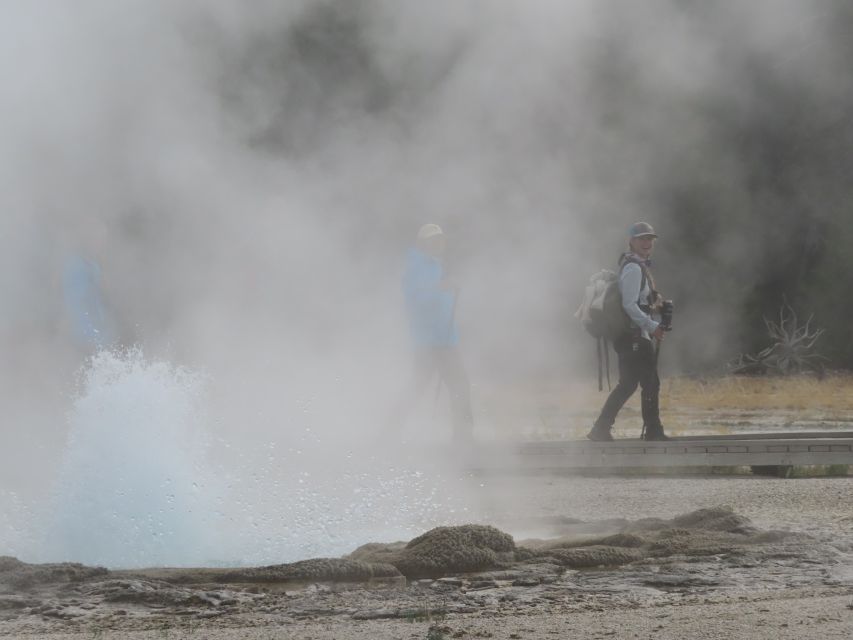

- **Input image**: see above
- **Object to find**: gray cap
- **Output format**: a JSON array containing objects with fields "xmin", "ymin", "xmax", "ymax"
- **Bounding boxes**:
[{"xmin": 629, "ymin": 221, "xmax": 658, "ymax": 239}]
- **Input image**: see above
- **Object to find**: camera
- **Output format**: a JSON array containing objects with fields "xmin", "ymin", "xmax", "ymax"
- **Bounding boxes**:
[{"xmin": 660, "ymin": 300, "xmax": 674, "ymax": 331}]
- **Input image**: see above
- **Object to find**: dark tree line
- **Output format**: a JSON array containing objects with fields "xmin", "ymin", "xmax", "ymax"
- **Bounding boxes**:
[{"xmin": 103, "ymin": 1, "xmax": 853, "ymax": 372}]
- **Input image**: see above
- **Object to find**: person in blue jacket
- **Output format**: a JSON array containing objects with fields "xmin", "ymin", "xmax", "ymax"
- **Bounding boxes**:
[
  {"xmin": 62, "ymin": 250, "xmax": 115, "ymax": 350},
  {"xmin": 388, "ymin": 223, "xmax": 473, "ymax": 443}
]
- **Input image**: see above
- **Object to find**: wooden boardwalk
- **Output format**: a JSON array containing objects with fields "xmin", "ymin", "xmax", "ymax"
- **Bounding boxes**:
[{"xmin": 474, "ymin": 431, "xmax": 853, "ymax": 472}]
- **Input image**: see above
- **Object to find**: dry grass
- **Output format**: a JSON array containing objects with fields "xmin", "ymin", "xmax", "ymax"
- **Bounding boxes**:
[
  {"xmin": 476, "ymin": 372, "xmax": 853, "ymax": 439},
  {"xmin": 661, "ymin": 373, "xmax": 853, "ymax": 412}
]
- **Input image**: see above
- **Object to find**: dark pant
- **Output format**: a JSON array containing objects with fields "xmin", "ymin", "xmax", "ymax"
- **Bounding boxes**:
[
  {"xmin": 386, "ymin": 347, "xmax": 474, "ymax": 442},
  {"xmin": 594, "ymin": 335, "xmax": 662, "ymax": 434}
]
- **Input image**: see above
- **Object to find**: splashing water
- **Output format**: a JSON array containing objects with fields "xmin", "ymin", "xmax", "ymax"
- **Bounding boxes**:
[
  {"xmin": 4, "ymin": 349, "xmax": 483, "ymax": 569},
  {"xmin": 49, "ymin": 349, "xmax": 220, "ymax": 568},
  {"xmin": 217, "ymin": 447, "xmax": 480, "ymax": 565}
]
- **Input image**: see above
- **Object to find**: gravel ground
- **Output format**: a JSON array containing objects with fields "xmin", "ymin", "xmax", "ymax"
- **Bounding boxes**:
[
  {"xmin": 476, "ymin": 474, "xmax": 853, "ymax": 540},
  {"xmin": 15, "ymin": 591, "xmax": 853, "ymax": 639},
  {"xmin": 3, "ymin": 473, "xmax": 852, "ymax": 639}
]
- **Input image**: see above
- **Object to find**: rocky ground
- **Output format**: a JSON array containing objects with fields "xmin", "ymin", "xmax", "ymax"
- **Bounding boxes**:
[{"xmin": 2, "ymin": 490, "xmax": 852, "ymax": 640}]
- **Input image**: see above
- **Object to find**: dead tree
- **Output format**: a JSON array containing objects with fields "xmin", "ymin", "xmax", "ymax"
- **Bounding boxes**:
[{"xmin": 729, "ymin": 302, "xmax": 826, "ymax": 376}]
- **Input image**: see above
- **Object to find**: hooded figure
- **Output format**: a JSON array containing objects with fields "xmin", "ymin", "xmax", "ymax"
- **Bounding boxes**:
[
  {"xmin": 63, "ymin": 254, "xmax": 115, "ymax": 349},
  {"xmin": 403, "ymin": 226, "xmax": 459, "ymax": 348}
]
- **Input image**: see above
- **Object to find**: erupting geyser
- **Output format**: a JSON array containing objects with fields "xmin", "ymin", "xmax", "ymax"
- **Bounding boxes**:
[{"xmin": 49, "ymin": 349, "xmax": 220, "ymax": 568}]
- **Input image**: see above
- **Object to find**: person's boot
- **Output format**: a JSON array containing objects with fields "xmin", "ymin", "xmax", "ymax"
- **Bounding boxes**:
[
  {"xmin": 587, "ymin": 423, "xmax": 614, "ymax": 442},
  {"xmin": 642, "ymin": 423, "xmax": 670, "ymax": 441}
]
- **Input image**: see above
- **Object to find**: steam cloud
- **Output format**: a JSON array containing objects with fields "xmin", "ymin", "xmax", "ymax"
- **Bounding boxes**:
[{"xmin": 1, "ymin": 1, "xmax": 851, "ymax": 565}]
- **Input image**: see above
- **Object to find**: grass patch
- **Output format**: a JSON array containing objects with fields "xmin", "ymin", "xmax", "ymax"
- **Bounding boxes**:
[
  {"xmin": 750, "ymin": 465, "xmax": 851, "ymax": 478},
  {"xmin": 662, "ymin": 373, "xmax": 853, "ymax": 412},
  {"xmin": 481, "ymin": 372, "xmax": 853, "ymax": 439},
  {"xmin": 790, "ymin": 464, "xmax": 850, "ymax": 478}
]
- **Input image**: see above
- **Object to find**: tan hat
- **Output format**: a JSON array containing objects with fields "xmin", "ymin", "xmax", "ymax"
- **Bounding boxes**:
[{"xmin": 417, "ymin": 223, "xmax": 444, "ymax": 240}]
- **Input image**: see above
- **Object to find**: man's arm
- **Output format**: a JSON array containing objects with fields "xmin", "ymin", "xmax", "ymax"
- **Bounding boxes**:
[{"xmin": 620, "ymin": 263, "xmax": 660, "ymax": 335}]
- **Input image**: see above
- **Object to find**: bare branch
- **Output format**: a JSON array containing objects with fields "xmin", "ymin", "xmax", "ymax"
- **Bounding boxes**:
[{"xmin": 732, "ymin": 302, "xmax": 826, "ymax": 376}]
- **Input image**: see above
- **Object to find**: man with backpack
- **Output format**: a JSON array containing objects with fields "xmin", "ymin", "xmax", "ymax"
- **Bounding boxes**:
[{"xmin": 586, "ymin": 222, "xmax": 670, "ymax": 442}]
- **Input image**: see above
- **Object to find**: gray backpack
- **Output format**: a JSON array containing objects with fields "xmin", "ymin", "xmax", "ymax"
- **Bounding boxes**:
[{"xmin": 576, "ymin": 261, "xmax": 647, "ymax": 389}]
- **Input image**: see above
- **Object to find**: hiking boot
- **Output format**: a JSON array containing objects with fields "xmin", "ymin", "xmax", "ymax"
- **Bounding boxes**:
[
  {"xmin": 587, "ymin": 425, "xmax": 614, "ymax": 442},
  {"xmin": 642, "ymin": 426, "xmax": 670, "ymax": 441}
]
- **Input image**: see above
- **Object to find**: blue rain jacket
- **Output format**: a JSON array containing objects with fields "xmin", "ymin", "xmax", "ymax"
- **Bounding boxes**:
[
  {"xmin": 403, "ymin": 248, "xmax": 458, "ymax": 348},
  {"xmin": 63, "ymin": 255, "xmax": 114, "ymax": 348}
]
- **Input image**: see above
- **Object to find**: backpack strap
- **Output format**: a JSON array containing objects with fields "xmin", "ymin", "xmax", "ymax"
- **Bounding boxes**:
[
  {"xmin": 619, "ymin": 255, "xmax": 656, "ymax": 308},
  {"xmin": 597, "ymin": 336, "xmax": 613, "ymax": 392},
  {"xmin": 597, "ymin": 337, "xmax": 604, "ymax": 392},
  {"xmin": 637, "ymin": 266, "xmax": 648, "ymax": 307}
]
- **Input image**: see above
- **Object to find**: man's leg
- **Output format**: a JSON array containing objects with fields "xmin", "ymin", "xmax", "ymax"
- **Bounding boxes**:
[
  {"xmin": 589, "ymin": 337, "xmax": 641, "ymax": 440},
  {"xmin": 436, "ymin": 347, "xmax": 474, "ymax": 443},
  {"xmin": 382, "ymin": 350, "xmax": 436, "ymax": 439},
  {"xmin": 638, "ymin": 340, "xmax": 667, "ymax": 440}
]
